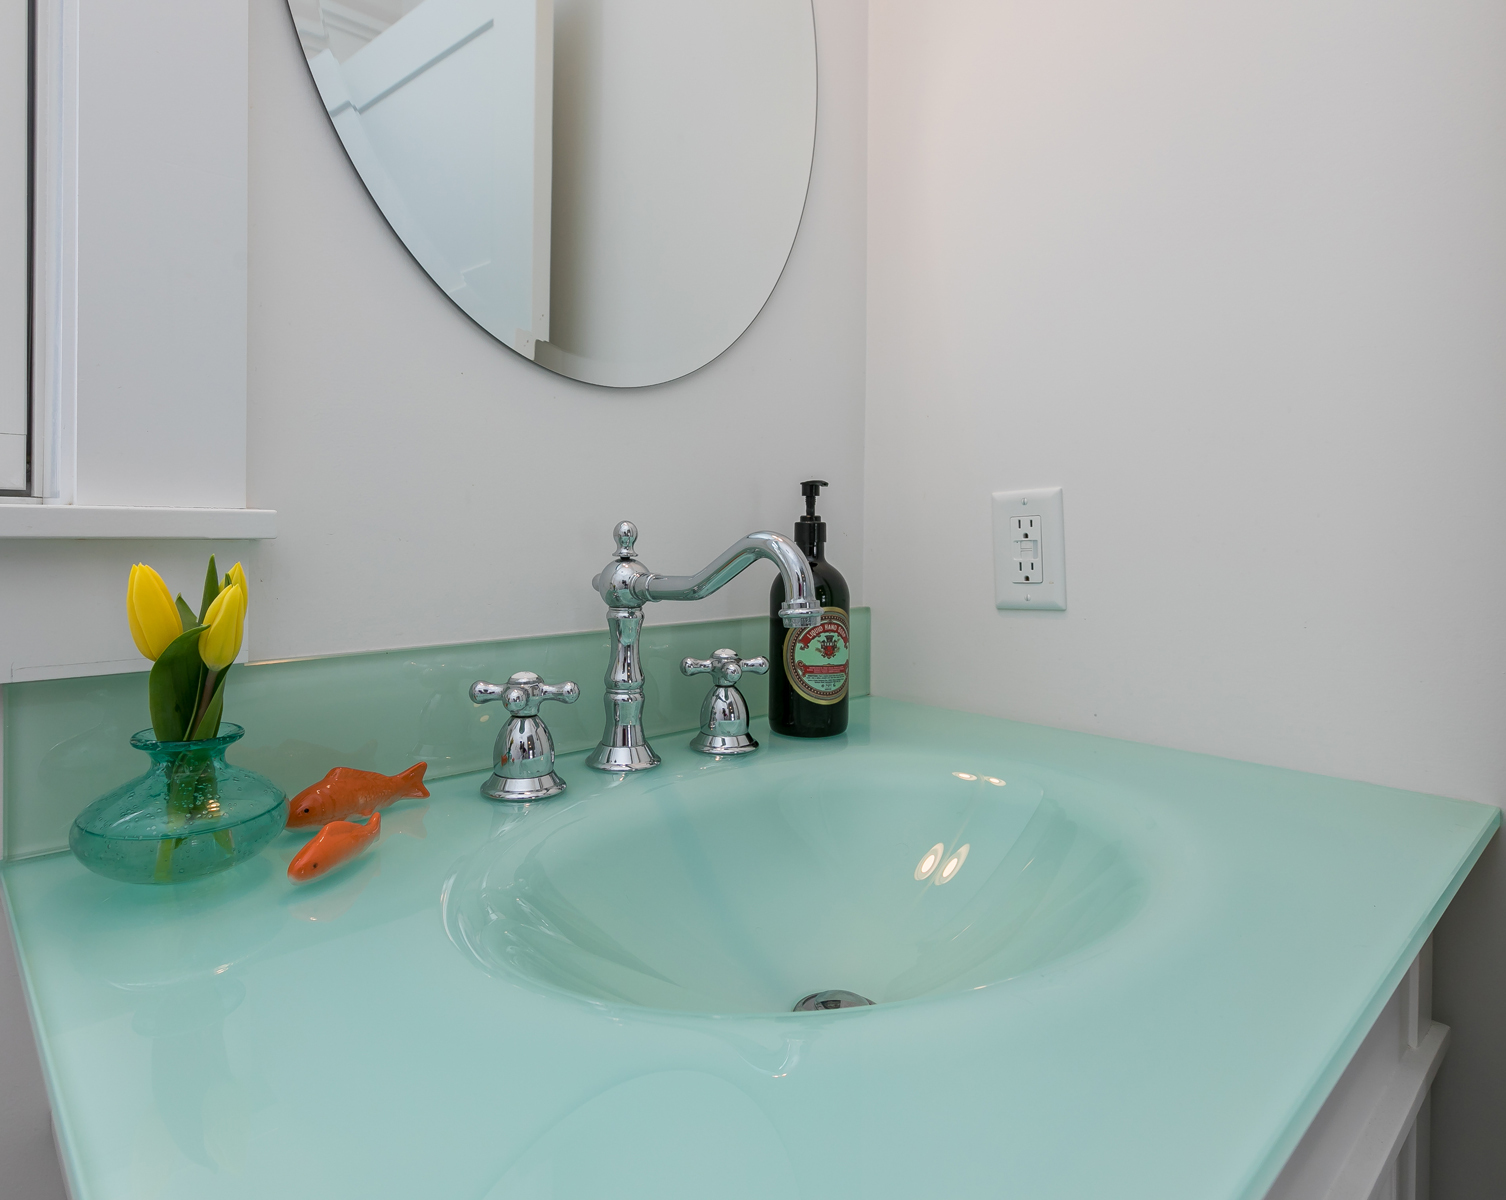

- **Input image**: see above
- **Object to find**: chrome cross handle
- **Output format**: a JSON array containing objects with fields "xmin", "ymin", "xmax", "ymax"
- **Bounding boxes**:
[
  {"xmin": 681, "ymin": 649, "xmax": 769, "ymax": 687},
  {"xmin": 471, "ymin": 672, "xmax": 580, "ymax": 716},
  {"xmin": 469, "ymin": 671, "xmax": 579, "ymax": 802},
  {"xmin": 681, "ymin": 649, "xmax": 768, "ymax": 756}
]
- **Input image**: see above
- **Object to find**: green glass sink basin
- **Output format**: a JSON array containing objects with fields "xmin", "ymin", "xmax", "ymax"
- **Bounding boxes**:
[{"xmin": 444, "ymin": 748, "xmax": 1148, "ymax": 1014}]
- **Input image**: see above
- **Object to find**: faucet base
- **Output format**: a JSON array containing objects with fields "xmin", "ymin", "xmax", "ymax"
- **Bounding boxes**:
[
  {"xmin": 586, "ymin": 742, "xmax": 661, "ymax": 772},
  {"xmin": 688, "ymin": 731, "xmax": 759, "ymax": 756},
  {"xmin": 480, "ymin": 770, "xmax": 568, "ymax": 802}
]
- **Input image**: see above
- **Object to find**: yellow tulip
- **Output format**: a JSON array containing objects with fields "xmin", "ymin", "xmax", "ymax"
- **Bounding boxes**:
[
  {"xmin": 127, "ymin": 563, "xmax": 183, "ymax": 661},
  {"xmin": 199, "ymin": 584, "xmax": 246, "ymax": 671},
  {"xmin": 226, "ymin": 561, "xmax": 248, "ymax": 599}
]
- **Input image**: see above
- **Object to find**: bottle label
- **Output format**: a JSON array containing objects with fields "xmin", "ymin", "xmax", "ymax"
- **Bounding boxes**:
[{"xmin": 783, "ymin": 608, "xmax": 850, "ymax": 705}]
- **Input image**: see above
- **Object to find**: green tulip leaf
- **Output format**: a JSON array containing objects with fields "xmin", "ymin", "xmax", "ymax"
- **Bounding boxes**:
[
  {"xmin": 190, "ymin": 665, "xmax": 230, "ymax": 741},
  {"xmin": 174, "ymin": 593, "xmax": 197, "ymax": 630},
  {"xmin": 148, "ymin": 625, "xmax": 208, "ymax": 742},
  {"xmin": 197, "ymin": 554, "xmax": 221, "ymax": 623}
]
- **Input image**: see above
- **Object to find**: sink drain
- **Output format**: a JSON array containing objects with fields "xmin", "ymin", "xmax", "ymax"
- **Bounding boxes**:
[{"xmin": 793, "ymin": 989, "xmax": 875, "ymax": 1012}]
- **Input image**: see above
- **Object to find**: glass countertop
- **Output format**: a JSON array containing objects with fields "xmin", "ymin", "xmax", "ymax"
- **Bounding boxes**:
[{"xmin": 3, "ymin": 698, "xmax": 1496, "ymax": 1200}]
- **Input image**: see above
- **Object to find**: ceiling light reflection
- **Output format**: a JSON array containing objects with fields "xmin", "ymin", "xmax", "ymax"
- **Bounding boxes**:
[
  {"xmin": 936, "ymin": 843, "xmax": 971, "ymax": 885},
  {"xmin": 983, "ymin": 776, "xmax": 1005, "ymax": 786},
  {"xmin": 952, "ymin": 772, "xmax": 977, "ymax": 781},
  {"xmin": 914, "ymin": 842, "xmax": 946, "ymax": 881}
]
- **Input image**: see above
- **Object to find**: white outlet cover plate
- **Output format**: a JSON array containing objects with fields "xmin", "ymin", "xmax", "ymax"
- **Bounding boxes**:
[{"xmin": 992, "ymin": 487, "xmax": 1066, "ymax": 611}]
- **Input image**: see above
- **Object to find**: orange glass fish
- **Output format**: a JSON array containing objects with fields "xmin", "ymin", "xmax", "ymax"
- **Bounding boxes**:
[
  {"xmin": 285, "ymin": 763, "xmax": 429, "ymax": 828},
  {"xmin": 287, "ymin": 811, "xmax": 381, "ymax": 883}
]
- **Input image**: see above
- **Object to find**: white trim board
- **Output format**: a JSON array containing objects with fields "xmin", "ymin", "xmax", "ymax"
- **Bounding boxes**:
[
  {"xmin": 1265, "ymin": 943, "xmax": 1442, "ymax": 1200},
  {"xmin": 0, "ymin": 505, "xmax": 276, "ymax": 539},
  {"xmin": 0, "ymin": 0, "xmax": 27, "ymax": 493},
  {"xmin": 30, "ymin": 0, "xmax": 249, "ymax": 508}
]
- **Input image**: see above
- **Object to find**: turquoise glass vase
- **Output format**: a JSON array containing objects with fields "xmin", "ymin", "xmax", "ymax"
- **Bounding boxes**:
[{"xmin": 69, "ymin": 724, "xmax": 287, "ymax": 885}]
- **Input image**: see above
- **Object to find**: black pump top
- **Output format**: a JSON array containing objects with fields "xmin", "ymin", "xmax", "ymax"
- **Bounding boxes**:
[{"xmin": 794, "ymin": 479, "xmax": 829, "ymax": 558}]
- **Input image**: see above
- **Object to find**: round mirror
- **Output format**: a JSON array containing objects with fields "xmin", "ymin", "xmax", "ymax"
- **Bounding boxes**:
[{"xmin": 285, "ymin": 0, "xmax": 817, "ymax": 387}]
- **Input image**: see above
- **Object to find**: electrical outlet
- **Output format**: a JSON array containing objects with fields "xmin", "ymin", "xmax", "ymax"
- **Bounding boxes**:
[
  {"xmin": 992, "ymin": 488, "xmax": 1066, "ymax": 610},
  {"xmin": 1010, "ymin": 514, "xmax": 1042, "ymax": 583}
]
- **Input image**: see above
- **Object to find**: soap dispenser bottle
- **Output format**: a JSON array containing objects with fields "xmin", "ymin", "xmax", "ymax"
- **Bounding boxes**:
[{"xmin": 769, "ymin": 480, "xmax": 849, "ymax": 737}]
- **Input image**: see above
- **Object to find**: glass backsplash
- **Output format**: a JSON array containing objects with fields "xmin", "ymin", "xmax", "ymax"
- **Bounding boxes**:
[{"xmin": 3, "ymin": 609, "xmax": 870, "ymax": 860}]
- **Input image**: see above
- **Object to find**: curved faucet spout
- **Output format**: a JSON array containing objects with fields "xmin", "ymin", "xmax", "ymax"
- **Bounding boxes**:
[
  {"xmin": 640, "ymin": 531, "xmax": 822, "ymax": 628},
  {"xmin": 587, "ymin": 522, "xmax": 826, "ymax": 773}
]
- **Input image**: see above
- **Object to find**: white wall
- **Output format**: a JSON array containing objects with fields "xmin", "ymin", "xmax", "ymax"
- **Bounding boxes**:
[
  {"xmin": 245, "ymin": 0, "xmax": 863, "ymax": 655},
  {"xmin": 865, "ymin": 2, "xmax": 1506, "ymax": 1196},
  {"xmin": 72, "ymin": 0, "xmax": 249, "ymax": 509},
  {"xmin": 0, "ymin": 0, "xmax": 866, "ymax": 678}
]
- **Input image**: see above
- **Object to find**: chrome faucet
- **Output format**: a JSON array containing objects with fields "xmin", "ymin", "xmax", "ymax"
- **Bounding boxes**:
[
  {"xmin": 469, "ymin": 672, "xmax": 579, "ymax": 800},
  {"xmin": 587, "ymin": 521, "xmax": 822, "ymax": 771},
  {"xmin": 682, "ymin": 649, "xmax": 768, "ymax": 755}
]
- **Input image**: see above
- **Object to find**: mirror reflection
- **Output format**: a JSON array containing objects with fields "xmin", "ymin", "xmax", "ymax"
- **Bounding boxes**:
[{"xmin": 286, "ymin": 0, "xmax": 817, "ymax": 387}]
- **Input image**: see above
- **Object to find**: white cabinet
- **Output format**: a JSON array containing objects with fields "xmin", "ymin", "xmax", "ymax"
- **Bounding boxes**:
[{"xmin": 1266, "ymin": 943, "xmax": 1444, "ymax": 1200}]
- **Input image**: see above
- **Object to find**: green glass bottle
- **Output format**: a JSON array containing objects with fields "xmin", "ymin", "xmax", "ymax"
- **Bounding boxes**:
[{"xmin": 769, "ymin": 480, "xmax": 849, "ymax": 737}]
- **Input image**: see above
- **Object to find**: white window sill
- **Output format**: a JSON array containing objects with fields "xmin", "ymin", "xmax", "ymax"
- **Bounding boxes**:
[{"xmin": 0, "ymin": 504, "xmax": 277, "ymax": 539}]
